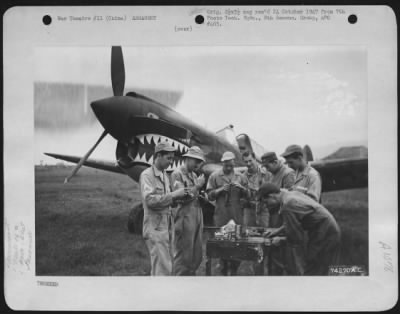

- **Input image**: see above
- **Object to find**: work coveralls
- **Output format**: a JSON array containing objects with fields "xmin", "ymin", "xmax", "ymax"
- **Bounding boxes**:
[
  {"xmin": 206, "ymin": 169, "xmax": 249, "ymax": 275},
  {"xmin": 292, "ymin": 165, "xmax": 322, "ymax": 203},
  {"xmin": 267, "ymin": 162, "xmax": 295, "ymax": 275},
  {"xmin": 170, "ymin": 165, "xmax": 203, "ymax": 276},
  {"xmin": 243, "ymin": 166, "xmax": 271, "ymax": 227},
  {"xmin": 288, "ymin": 165, "xmax": 322, "ymax": 274},
  {"xmin": 140, "ymin": 165, "xmax": 175, "ymax": 276},
  {"xmin": 206, "ymin": 169, "xmax": 249, "ymax": 226},
  {"xmin": 268, "ymin": 162, "xmax": 296, "ymax": 228},
  {"xmin": 279, "ymin": 190, "xmax": 341, "ymax": 276}
]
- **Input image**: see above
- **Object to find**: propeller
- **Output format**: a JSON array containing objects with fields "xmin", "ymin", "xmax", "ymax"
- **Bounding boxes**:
[
  {"xmin": 64, "ymin": 46, "xmax": 125, "ymax": 183},
  {"xmin": 111, "ymin": 46, "xmax": 125, "ymax": 96},
  {"xmin": 63, "ymin": 130, "xmax": 108, "ymax": 183}
]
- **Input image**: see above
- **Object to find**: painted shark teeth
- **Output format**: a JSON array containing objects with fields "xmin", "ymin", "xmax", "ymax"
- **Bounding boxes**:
[
  {"xmin": 136, "ymin": 134, "xmax": 189, "ymax": 154},
  {"xmin": 131, "ymin": 133, "xmax": 190, "ymax": 170},
  {"xmin": 152, "ymin": 134, "xmax": 161, "ymax": 144},
  {"xmin": 133, "ymin": 152, "xmax": 147, "ymax": 163},
  {"xmin": 137, "ymin": 135, "xmax": 145, "ymax": 145},
  {"xmin": 145, "ymin": 134, "xmax": 152, "ymax": 144}
]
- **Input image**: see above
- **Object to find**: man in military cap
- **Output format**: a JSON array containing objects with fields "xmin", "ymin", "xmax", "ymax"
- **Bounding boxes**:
[
  {"xmin": 242, "ymin": 151, "xmax": 272, "ymax": 227},
  {"xmin": 262, "ymin": 152, "xmax": 295, "ymax": 190},
  {"xmin": 206, "ymin": 151, "xmax": 250, "ymax": 275},
  {"xmin": 171, "ymin": 146, "xmax": 206, "ymax": 276},
  {"xmin": 140, "ymin": 141, "xmax": 187, "ymax": 276},
  {"xmin": 261, "ymin": 151, "xmax": 296, "ymax": 227},
  {"xmin": 259, "ymin": 182, "xmax": 341, "ymax": 275},
  {"xmin": 281, "ymin": 144, "xmax": 322, "ymax": 202},
  {"xmin": 261, "ymin": 151, "xmax": 296, "ymax": 275}
]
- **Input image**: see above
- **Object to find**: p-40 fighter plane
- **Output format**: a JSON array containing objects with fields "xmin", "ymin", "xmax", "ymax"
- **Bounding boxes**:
[{"xmin": 46, "ymin": 46, "xmax": 368, "ymax": 234}]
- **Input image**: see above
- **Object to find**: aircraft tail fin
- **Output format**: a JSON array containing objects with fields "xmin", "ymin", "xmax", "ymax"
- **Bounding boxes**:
[{"xmin": 303, "ymin": 145, "xmax": 314, "ymax": 162}]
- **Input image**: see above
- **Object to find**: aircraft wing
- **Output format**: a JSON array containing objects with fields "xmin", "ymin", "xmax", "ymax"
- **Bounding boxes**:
[
  {"xmin": 310, "ymin": 157, "xmax": 368, "ymax": 192},
  {"xmin": 44, "ymin": 153, "xmax": 124, "ymax": 174}
]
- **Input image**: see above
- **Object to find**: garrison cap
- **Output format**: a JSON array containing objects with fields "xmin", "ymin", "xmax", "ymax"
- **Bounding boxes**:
[
  {"xmin": 154, "ymin": 141, "xmax": 176, "ymax": 153},
  {"xmin": 261, "ymin": 151, "xmax": 278, "ymax": 162},
  {"xmin": 281, "ymin": 144, "xmax": 303, "ymax": 158},
  {"xmin": 258, "ymin": 182, "xmax": 280, "ymax": 198},
  {"xmin": 183, "ymin": 146, "xmax": 205, "ymax": 162},
  {"xmin": 221, "ymin": 151, "xmax": 235, "ymax": 162}
]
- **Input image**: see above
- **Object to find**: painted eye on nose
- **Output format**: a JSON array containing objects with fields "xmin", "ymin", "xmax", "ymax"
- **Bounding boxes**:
[{"xmin": 147, "ymin": 112, "xmax": 159, "ymax": 119}]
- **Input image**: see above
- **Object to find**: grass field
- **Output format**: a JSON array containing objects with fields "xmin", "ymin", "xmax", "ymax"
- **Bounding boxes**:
[{"xmin": 35, "ymin": 165, "xmax": 368, "ymax": 276}]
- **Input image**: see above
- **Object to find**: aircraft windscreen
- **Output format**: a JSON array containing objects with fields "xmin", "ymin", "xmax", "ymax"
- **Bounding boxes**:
[
  {"xmin": 249, "ymin": 138, "xmax": 266, "ymax": 157},
  {"xmin": 235, "ymin": 133, "xmax": 266, "ymax": 159}
]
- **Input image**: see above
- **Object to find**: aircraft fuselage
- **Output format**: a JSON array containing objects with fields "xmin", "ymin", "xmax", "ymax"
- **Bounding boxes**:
[{"xmin": 91, "ymin": 94, "xmax": 244, "ymax": 181}]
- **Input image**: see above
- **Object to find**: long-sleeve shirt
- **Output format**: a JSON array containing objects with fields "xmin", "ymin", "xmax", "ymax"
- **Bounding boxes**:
[
  {"xmin": 206, "ymin": 169, "xmax": 249, "ymax": 226},
  {"xmin": 265, "ymin": 162, "xmax": 295, "ymax": 228},
  {"xmin": 270, "ymin": 162, "xmax": 296, "ymax": 189},
  {"xmin": 279, "ymin": 190, "xmax": 340, "ymax": 246},
  {"xmin": 140, "ymin": 165, "xmax": 174, "ymax": 215},
  {"xmin": 243, "ymin": 165, "xmax": 271, "ymax": 227},
  {"xmin": 170, "ymin": 165, "xmax": 202, "ymax": 216},
  {"xmin": 291, "ymin": 165, "xmax": 322, "ymax": 202},
  {"xmin": 279, "ymin": 190, "xmax": 341, "ymax": 275},
  {"xmin": 243, "ymin": 165, "xmax": 272, "ymax": 208}
]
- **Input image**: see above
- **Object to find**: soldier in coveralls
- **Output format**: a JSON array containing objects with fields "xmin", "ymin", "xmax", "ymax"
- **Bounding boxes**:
[
  {"xmin": 281, "ymin": 145, "xmax": 322, "ymax": 203},
  {"xmin": 171, "ymin": 146, "xmax": 206, "ymax": 276},
  {"xmin": 206, "ymin": 151, "xmax": 250, "ymax": 275},
  {"xmin": 242, "ymin": 151, "xmax": 272, "ymax": 227},
  {"xmin": 259, "ymin": 183, "xmax": 341, "ymax": 276},
  {"xmin": 280, "ymin": 145, "xmax": 323, "ymax": 274},
  {"xmin": 261, "ymin": 151, "xmax": 296, "ymax": 275},
  {"xmin": 140, "ymin": 141, "xmax": 187, "ymax": 276},
  {"xmin": 261, "ymin": 151, "xmax": 295, "ymax": 228}
]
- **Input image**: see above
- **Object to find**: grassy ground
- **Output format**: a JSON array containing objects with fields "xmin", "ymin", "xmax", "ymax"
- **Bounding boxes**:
[
  {"xmin": 35, "ymin": 166, "xmax": 368, "ymax": 276},
  {"xmin": 322, "ymin": 189, "xmax": 368, "ymax": 271}
]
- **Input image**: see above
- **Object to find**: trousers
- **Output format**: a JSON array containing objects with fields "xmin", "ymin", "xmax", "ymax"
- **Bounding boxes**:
[
  {"xmin": 173, "ymin": 206, "xmax": 203, "ymax": 276},
  {"xmin": 143, "ymin": 212, "xmax": 174, "ymax": 276}
]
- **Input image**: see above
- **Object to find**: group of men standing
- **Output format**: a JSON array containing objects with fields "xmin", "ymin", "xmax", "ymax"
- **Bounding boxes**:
[{"xmin": 139, "ymin": 141, "xmax": 340, "ymax": 276}]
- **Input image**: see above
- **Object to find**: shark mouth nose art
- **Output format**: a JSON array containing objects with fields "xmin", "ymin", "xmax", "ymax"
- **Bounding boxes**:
[{"xmin": 116, "ymin": 133, "xmax": 190, "ymax": 171}]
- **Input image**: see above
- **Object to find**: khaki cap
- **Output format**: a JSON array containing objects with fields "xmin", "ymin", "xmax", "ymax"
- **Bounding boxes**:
[
  {"xmin": 183, "ymin": 146, "xmax": 205, "ymax": 162},
  {"xmin": 221, "ymin": 151, "xmax": 235, "ymax": 162},
  {"xmin": 154, "ymin": 141, "xmax": 176, "ymax": 153},
  {"xmin": 281, "ymin": 144, "xmax": 303, "ymax": 158},
  {"xmin": 261, "ymin": 151, "xmax": 278, "ymax": 162},
  {"xmin": 258, "ymin": 182, "xmax": 280, "ymax": 198}
]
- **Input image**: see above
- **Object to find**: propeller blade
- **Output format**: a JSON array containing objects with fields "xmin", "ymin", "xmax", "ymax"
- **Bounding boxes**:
[
  {"xmin": 64, "ymin": 130, "xmax": 108, "ymax": 183},
  {"xmin": 111, "ymin": 46, "xmax": 125, "ymax": 96}
]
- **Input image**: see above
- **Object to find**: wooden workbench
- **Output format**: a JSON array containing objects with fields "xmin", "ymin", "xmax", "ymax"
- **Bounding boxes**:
[{"xmin": 205, "ymin": 232, "xmax": 287, "ymax": 276}]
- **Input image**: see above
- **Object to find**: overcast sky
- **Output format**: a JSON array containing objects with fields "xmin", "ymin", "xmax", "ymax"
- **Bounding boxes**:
[{"xmin": 35, "ymin": 46, "xmax": 367, "ymax": 164}]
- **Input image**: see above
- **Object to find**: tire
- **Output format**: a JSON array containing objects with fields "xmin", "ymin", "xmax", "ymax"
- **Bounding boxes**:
[{"xmin": 127, "ymin": 203, "xmax": 144, "ymax": 234}]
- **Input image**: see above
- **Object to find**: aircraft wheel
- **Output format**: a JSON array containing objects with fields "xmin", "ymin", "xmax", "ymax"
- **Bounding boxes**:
[{"xmin": 127, "ymin": 203, "xmax": 144, "ymax": 234}]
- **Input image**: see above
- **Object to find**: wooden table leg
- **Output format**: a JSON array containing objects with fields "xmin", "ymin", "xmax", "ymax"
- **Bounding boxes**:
[
  {"xmin": 267, "ymin": 246, "xmax": 273, "ymax": 276},
  {"xmin": 254, "ymin": 260, "xmax": 264, "ymax": 275},
  {"xmin": 205, "ymin": 256, "xmax": 211, "ymax": 276}
]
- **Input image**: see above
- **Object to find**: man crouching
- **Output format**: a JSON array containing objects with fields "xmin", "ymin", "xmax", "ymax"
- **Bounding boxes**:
[{"xmin": 258, "ymin": 182, "xmax": 341, "ymax": 275}]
